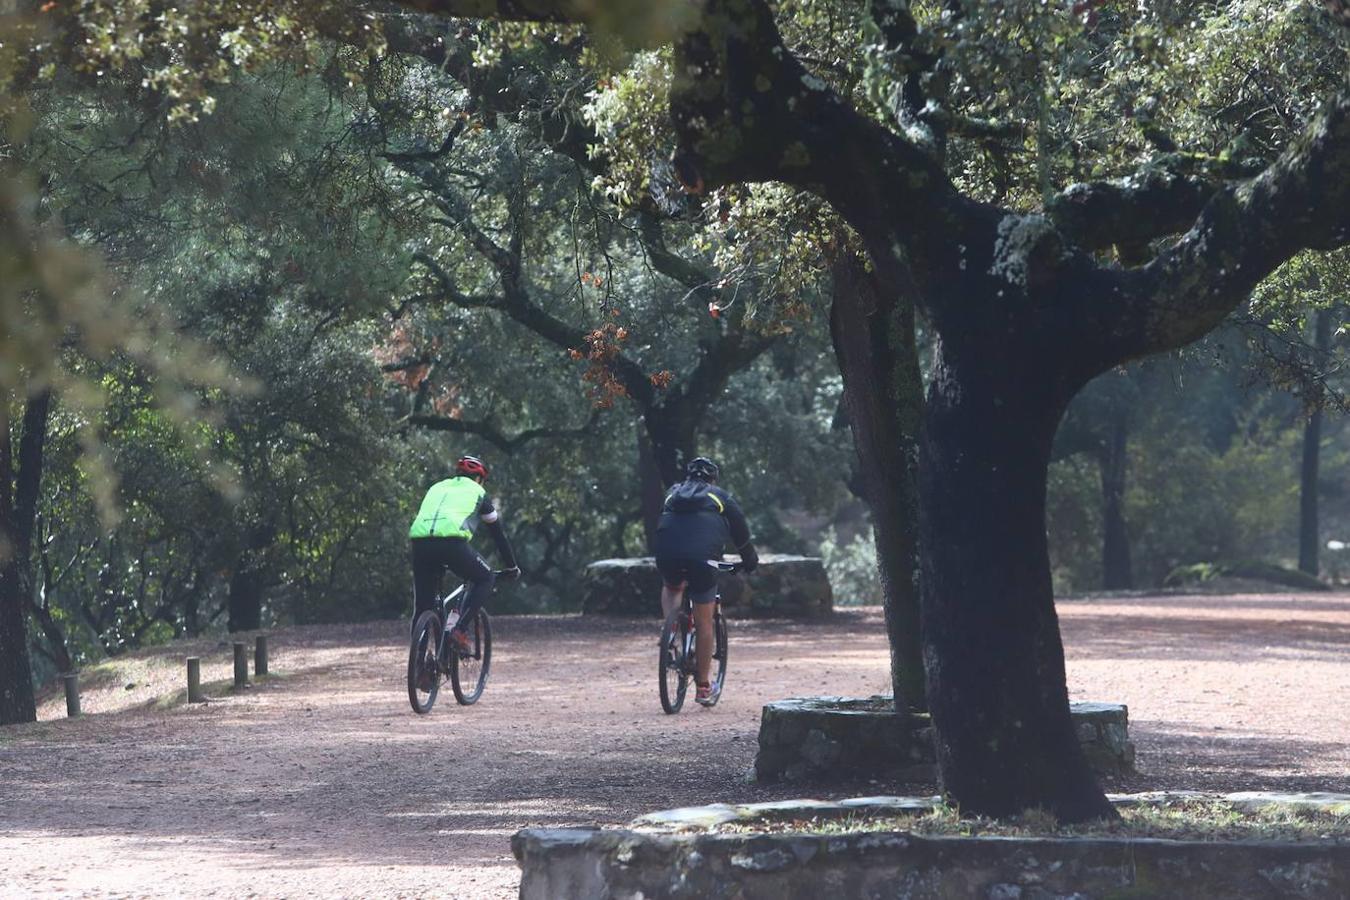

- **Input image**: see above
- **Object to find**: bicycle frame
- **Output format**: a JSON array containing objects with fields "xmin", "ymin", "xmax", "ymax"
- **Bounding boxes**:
[{"xmin": 434, "ymin": 570, "xmax": 509, "ymax": 654}]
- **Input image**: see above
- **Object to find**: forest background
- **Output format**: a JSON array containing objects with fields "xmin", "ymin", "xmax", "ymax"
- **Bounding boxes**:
[{"xmin": 3, "ymin": 0, "xmax": 1348, "ymax": 692}]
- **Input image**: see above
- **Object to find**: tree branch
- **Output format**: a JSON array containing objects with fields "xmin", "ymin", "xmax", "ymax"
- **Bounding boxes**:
[
  {"xmin": 681, "ymin": 329, "xmax": 774, "ymax": 419},
  {"xmin": 404, "ymin": 409, "xmax": 602, "ymax": 451},
  {"xmin": 381, "ymin": 115, "xmax": 469, "ymax": 165},
  {"xmin": 1047, "ymin": 154, "xmax": 1265, "ymax": 254},
  {"xmin": 411, "ymin": 251, "xmax": 503, "ymax": 309},
  {"xmin": 635, "ymin": 210, "xmax": 720, "ymax": 303},
  {"xmin": 668, "ymin": 0, "xmax": 970, "ymax": 275},
  {"xmin": 388, "ymin": 1, "xmax": 583, "ymax": 23},
  {"xmin": 1121, "ymin": 87, "xmax": 1350, "ymax": 359},
  {"xmin": 406, "ymin": 164, "xmax": 660, "ymax": 405}
]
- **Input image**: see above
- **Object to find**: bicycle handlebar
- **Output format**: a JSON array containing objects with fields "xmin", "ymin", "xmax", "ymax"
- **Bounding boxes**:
[{"xmin": 706, "ymin": 560, "xmax": 740, "ymax": 573}]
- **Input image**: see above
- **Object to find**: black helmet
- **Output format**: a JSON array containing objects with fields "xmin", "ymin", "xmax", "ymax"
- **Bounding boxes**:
[{"xmin": 685, "ymin": 456, "xmax": 719, "ymax": 482}]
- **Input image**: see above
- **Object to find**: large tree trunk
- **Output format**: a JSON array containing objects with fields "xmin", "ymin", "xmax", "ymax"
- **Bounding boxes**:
[
  {"xmin": 639, "ymin": 405, "xmax": 698, "ymax": 552},
  {"xmin": 1099, "ymin": 415, "xmax": 1134, "ymax": 590},
  {"xmin": 920, "ymin": 345, "xmax": 1113, "ymax": 822},
  {"xmin": 0, "ymin": 391, "xmax": 52, "ymax": 726},
  {"xmin": 28, "ymin": 597, "xmax": 74, "ymax": 675},
  {"xmin": 637, "ymin": 428, "xmax": 667, "ymax": 547},
  {"xmin": 1299, "ymin": 308, "xmax": 1333, "ymax": 577},
  {"xmin": 829, "ymin": 253, "xmax": 926, "ymax": 712},
  {"xmin": 642, "ymin": 409, "xmax": 694, "ymax": 486},
  {"xmin": 227, "ymin": 567, "xmax": 263, "ymax": 633}
]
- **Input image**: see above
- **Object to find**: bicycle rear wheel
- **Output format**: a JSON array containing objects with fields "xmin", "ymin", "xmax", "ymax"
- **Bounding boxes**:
[
  {"xmin": 659, "ymin": 607, "xmax": 690, "ymax": 714},
  {"xmin": 408, "ymin": 610, "xmax": 443, "ymax": 714},
  {"xmin": 450, "ymin": 609, "xmax": 492, "ymax": 705}
]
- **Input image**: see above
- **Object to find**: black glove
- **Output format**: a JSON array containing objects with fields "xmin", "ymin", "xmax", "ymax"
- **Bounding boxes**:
[
  {"xmin": 501, "ymin": 566, "xmax": 522, "ymax": 581},
  {"xmin": 738, "ymin": 544, "xmax": 759, "ymax": 574}
]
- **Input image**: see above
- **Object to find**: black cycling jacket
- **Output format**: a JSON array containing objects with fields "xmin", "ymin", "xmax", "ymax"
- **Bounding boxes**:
[{"xmin": 652, "ymin": 479, "xmax": 752, "ymax": 560}]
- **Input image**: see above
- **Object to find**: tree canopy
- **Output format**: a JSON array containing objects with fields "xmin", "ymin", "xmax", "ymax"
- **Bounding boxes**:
[{"xmin": 3, "ymin": 0, "xmax": 1349, "ymax": 829}]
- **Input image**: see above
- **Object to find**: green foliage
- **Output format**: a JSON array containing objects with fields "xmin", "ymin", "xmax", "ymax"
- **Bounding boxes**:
[
  {"xmin": 1047, "ymin": 335, "xmax": 1343, "ymax": 594},
  {"xmin": 1045, "ymin": 454, "xmax": 1103, "ymax": 595},
  {"xmin": 1127, "ymin": 412, "xmax": 1302, "ymax": 587},
  {"xmin": 819, "ymin": 527, "xmax": 883, "ymax": 606},
  {"xmin": 10, "ymin": 38, "xmax": 864, "ymax": 671},
  {"xmin": 11, "ymin": 0, "xmax": 1349, "ymax": 679},
  {"xmin": 714, "ymin": 796, "xmax": 1350, "ymax": 842}
]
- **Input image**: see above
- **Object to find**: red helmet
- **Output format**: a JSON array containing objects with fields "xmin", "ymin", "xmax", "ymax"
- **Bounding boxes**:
[{"xmin": 456, "ymin": 455, "xmax": 489, "ymax": 480}]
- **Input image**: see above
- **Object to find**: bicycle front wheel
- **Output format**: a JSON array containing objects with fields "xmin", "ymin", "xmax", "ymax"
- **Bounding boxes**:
[
  {"xmin": 450, "ymin": 609, "xmax": 492, "ymax": 705},
  {"xmin": 658, "ymin": 607, "xmax": 690, "ymax": 714},
  {"xmin": 408, "ymin": 610, "xmax": 443, "ymax": 714},
  {"xmin": 706, "ymin": 607, "xmax": 728, "ymax": 707}
]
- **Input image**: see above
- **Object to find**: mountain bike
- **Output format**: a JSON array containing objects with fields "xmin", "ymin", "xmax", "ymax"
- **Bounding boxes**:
[
  {"xmin": 658, "ymin": 560, "xmax": 736, "ymax": 714},
  {"xmin": 407, "ymin": 573, "xmax": 502, "ymax": 714}
]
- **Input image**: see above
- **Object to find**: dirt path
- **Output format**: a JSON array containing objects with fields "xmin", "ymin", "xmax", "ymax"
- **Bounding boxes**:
[{"xmin": 2, "ymin": 594, "xmax": 1348, "ymax": 899}]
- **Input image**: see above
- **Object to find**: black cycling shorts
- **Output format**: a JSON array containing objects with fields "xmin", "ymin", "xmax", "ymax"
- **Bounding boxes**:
[{"xmin": 655, "ymin": 556, "xmax": 718, "ymax": 605}]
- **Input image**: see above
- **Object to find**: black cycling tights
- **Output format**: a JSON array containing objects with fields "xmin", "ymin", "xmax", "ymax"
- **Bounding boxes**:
[{"xmin": 410, "ymin": 537, "xmax": 495, "ymax": 632}]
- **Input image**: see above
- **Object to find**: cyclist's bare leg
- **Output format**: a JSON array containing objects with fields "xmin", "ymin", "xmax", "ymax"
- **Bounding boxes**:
[
  {"xmin": 660, "ymin": 583, "xmax": 685, "ymax": 621},
  {"xmin": 693, "ymin": 601, "xmax": 715, "ymax": 687}
]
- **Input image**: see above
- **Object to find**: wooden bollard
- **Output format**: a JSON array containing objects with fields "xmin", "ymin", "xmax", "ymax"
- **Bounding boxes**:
[
  {"xmin": 186, "ymin": 657, "xmax": 204, "ymax": 703},
  {"xmin": 62, "ymin": 673, "xmax": 80, "ymax": 717},
  {"xmin": 232, "ymin": 642, "xmax": 248, "ymax": 690},
  {"xmin": 254, "ymin": 635, "xmax": 268, "ymax": 677}
]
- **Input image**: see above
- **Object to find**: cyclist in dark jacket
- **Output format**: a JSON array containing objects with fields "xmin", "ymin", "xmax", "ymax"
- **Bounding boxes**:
[
  {"xmin": 409, "ymin": 455, "xmax": 519, "ymax": 654},
  {"xmin": 653, "ymin": 456, "xmax": 759, "ymax": 705}
]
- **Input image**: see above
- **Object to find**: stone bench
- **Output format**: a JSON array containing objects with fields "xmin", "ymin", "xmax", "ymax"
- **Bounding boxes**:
[
  {"xmin": 580, "ymin": 554, "xmax": 833, "ymax": 619},
  {"xmin": 755, "ymin": 695, "xmax": 1135, "ymax": 782},
  {"xmin": 515, "ymin": 793, "xmax": 1350, "ymax": 899}
]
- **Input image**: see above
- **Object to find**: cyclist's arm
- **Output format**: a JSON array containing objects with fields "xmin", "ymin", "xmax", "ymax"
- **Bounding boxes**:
[
  {"xmin": 715, "ymin": 488, "xmax": 755, "ymax": 555},
  {"xmin": 479, "ymin": 498, "xmax": 519, "ymax": 570}
]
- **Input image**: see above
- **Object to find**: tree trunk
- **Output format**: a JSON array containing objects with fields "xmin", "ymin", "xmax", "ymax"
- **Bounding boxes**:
[
  {"xmin": 1299, "ymin": 308, "xmax": 1333, "ymax": 577},
  {"xmin": 227, "ymin": 567, "xmax": 263, "ymax": 633},
  {"xmin": 28, "ymin": 597, "xmax": 73, "ymax": 674},
  {"xmin": 185, "ymin": 590, "xmax": 201, "ymax": 637},
  {"xmin": 0, "ymin": 391, "xmax": 52, "ymax": 726},
  {"xmin": 642, "ymin": 409, "xmax": 694, "ymax": 486},
  {"xmin": 920, "ymin": 345, "xmax": 1113, "ymax": 822},
  {"xmin": 1099, "ymin": 415, "xmax": 1134, "ymax": 590},
  {"xmin": 637, "ymin": 427, "xmax": 667, "ymax": 547},
  {"xmin": 639, "ymin": 406, "xmax": 698, "ymax": 552},
  {"xmin": 829, "ymin": 253, "xmax": 926, "ymax": 712}
]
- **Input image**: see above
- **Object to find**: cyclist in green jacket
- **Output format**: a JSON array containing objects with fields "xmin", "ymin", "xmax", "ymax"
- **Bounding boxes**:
[{"xmin": 409, "ymin": 455, "xmax": 519, "ymax": 653}]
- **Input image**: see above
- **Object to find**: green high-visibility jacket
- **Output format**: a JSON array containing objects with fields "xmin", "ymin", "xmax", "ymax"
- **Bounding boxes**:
[{"xmin": 409, "ymin": 476, "xmax": 490, "ymax": 539}]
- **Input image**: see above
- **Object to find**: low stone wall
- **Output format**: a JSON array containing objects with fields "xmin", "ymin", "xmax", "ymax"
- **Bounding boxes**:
[
  {"xmin": 514, "ymin": 794, "xmax": 1350, "ymax": 900},
  {"xmin": 580, "ymin": 554, "xmax": 833, "ymax": 618},
  {"xmin": 755, "ymin": 696, "xmax": 1135, "ymax": 782}
]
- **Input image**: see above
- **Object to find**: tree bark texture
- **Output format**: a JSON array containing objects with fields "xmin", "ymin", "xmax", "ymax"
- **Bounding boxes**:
[
  {"xmin": 1299, "ymin": 308, "xmax": 1334, "ymax": 576},
  {"xmin": 28, "ymin": 596, "xmax": 74, "ymax": 674},
  {"xmin": 1299, "ymin": 405, "xmax": 1323, "ymax": 576},
  {"xmin": 227, "ymin": 567, "xmax": 264, "ymax": 634},
  {"xmin": 829, "ymin": 252, "xmax": 926, "ymax": 712},
  {"xmin": 637, "ymin": 427, "xmax": 667, "ymax": 547},
  {"xmin": 0, "ymin": 391, "xmax": 51, "ymax": 726},
  {"xmin": 1099, "ymin": 415, "xmax": 1134, "ymax": 590},
  {"xmin": 920, "ymin": 345, "xmax": 1113, "ymax": 822}
]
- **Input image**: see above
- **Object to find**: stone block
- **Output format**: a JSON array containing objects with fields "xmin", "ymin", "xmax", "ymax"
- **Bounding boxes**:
[
  {"xmin": 580, "ymin": 554, "xmax": 833, "ymax": 618},
  {"xmin": 755, "ymin": 696, "xmax": 1135, "ymax": 783}
]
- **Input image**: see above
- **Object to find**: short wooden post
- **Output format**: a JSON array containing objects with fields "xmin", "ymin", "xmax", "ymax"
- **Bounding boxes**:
[
  {"xmin": 232, "ymin": 642, "xmax": 248, "ymax": 690},
  {"xmin": 254, "ymin": 635, "xmax": 268, "ymax": 677},
  {"xmin": 186, "ymin": 657, "xmax": 204, "ymax": 703},
  {"xmin": 62, "ymin": 673, "xmax": 80, "ymax": 717}
]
